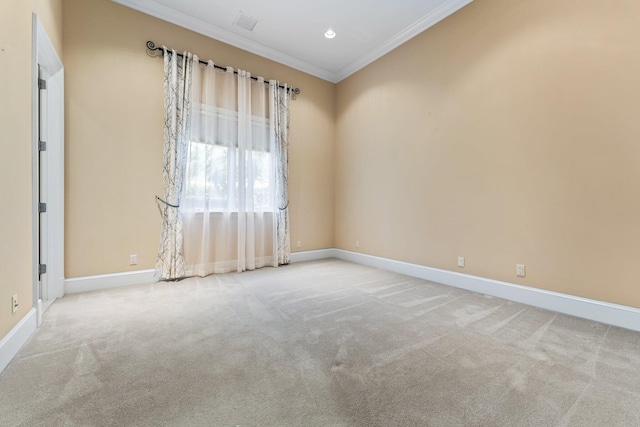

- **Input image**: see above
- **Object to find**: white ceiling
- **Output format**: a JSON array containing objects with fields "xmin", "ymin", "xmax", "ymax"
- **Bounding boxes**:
[{"xmin": 113, "ymin": 0, "xmax": 473, "ymax": 83}]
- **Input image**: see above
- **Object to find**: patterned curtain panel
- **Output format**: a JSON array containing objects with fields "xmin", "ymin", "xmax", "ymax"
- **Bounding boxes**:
[
  {"xmin": 156, "ymin": 48, "xmax": 193, "ymax": 280},
  {"xmin": 270, "ymin": 82, "xmax": 291, "ymax": 265}
]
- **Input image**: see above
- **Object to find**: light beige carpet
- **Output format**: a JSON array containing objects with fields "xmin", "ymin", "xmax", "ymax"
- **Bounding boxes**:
[{"xmin": 1, "ymin": 259, "xmax": 640, "ymax": 426}]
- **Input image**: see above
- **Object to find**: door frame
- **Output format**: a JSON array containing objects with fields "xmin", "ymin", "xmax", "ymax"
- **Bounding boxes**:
[{"xmin": 32, "ymin": 15, "xmax": 64, "ymax": 325}]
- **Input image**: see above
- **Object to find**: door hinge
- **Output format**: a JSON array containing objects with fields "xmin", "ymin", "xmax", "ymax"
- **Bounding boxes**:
[
  {"xmin": 38, "ymin": 78, "xmax": 47, "ymax": 90},
  {"xmin": 39, "ymin": 202, "xmax": 47, "ymax": 213},
  {"xmin": 39, "ymin": 140, "xmax": 47, "ymax": 152},
  {"xmin": 39, "ymin": 264, "xmax": 47, "ymax": 275}
]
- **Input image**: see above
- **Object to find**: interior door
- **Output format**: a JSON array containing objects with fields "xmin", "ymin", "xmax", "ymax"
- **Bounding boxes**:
[{"xmin": 33, "ymin": 15, "xmax": 64, "ymax": 325}]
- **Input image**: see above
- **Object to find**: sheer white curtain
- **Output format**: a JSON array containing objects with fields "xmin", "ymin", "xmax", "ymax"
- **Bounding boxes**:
[{"xmin": 181, "ymin": 58, "xmax": 288, "ymax": 275}]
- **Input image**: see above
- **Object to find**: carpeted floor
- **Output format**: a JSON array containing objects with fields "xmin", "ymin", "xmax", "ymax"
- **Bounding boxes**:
[{"xmin": 1, "ymin": 259, "xmax": 640, "ymax": 426}]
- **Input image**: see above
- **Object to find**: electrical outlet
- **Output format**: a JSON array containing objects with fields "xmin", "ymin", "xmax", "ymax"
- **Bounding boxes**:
[
  {"xmin": 457, "ymin": 256, "xmax": 465, "ymax": 267},
  {"xmin": 355, "ymin": 240, "xmax": 360, "ymax": 249},
  {"xmin": 11, "ymin": 294, "xmax": 18, "ymax": 314},
  {"xmin": 296, "ymin": 240, "xmax": 302, "ymax": 248},
  {"xmin": 516, "ymin": 264, "xmax": 526, "ymax": 277},
  {"xmin": 130, "ymin": 254, "xmax": 138, "ymax": 265}
]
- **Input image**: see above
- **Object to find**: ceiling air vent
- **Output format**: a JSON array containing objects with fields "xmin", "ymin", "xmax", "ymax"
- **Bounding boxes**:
[{"xmin": 234, "ymin": 12, "xmax": 257, "ymax": 31}]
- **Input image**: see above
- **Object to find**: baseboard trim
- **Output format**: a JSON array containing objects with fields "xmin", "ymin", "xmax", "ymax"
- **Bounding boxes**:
[
  {"xmin": 290, "ymin": 249, "xmax": 337, "ymax": 264},
  {"xmin": 0, "ymin": 308, "xmax": 37, "ymax": 373},
  {"xmin": 300, "ymin": 249, "xmax": 640, "ymax": 333},
  {"xmin": 60, "ymin": 251, "xmax": 640, "ymax": 332},
  {"xmin": 64, "ymin": 269, "xmax": 157, "ymax": 294}
]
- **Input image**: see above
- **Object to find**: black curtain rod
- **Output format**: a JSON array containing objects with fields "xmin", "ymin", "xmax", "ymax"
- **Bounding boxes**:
[{"xmin": 146, "ymin": 41, "xmax": 301, "ymax": 95}]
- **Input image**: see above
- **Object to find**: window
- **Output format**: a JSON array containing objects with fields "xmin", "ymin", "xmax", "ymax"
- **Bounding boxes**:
[{"xmin": 182, "ymin": 104, "xmax": 274, "ymax": 213}]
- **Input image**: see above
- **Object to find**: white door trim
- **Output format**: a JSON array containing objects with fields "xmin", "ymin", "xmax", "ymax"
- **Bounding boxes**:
[{"xmin": 32, "ymin": 14, "xmax": 64, "ymax": 326}]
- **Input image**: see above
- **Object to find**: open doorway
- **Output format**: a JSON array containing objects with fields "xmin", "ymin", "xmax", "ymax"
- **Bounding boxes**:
[{"xmin": 33, "ymin": 15, "xmax": 64, "ymax": 325}]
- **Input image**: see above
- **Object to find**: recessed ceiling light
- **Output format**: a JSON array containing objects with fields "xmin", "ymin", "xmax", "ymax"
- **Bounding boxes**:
[{"xmin": 324, "ymin": 28, "xmax": 336, "ymax": 39}]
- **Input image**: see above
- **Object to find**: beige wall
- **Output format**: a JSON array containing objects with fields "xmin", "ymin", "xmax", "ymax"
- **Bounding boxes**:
[
  {"xmin": 0, "ymin": 0, "xmax": 63, "ymax": 339},
  {"xmin": 0, "ymin": 1, "xmax": 33, "ymax": 338},
  {"xmin": 63, "ymin": 0, "xmax": 335, "ymax": 278},
  {"xmin": 336, "ymin": 0, "xmax": 640, "ymax": 308}
]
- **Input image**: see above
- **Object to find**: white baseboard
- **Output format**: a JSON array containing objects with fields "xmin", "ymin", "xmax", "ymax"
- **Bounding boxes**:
[
  {"xmin": 0, "ymin": 308, "xmax": 37, "ymax": 373},
  {"xmin": 64, "ymin": 269, "xmax": 157, "ymax": 294},
  {"xmin": 296, "ymin": 248, "xmax": 640, "ymax": 333},
  {"xmin": 290, "ymin": 249, "xmax": 337, "ymax": 264},
  {"xmin": 60, "ymin": 251, "xmax": 640, "ymax": 332}
]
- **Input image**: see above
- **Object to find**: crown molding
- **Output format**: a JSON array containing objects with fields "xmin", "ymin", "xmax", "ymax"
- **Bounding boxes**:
[
  {"xmin": 112, "ymin": 0, "xmax": 336, "ymax": 82},
  {"xmin": 113, "ymin": 0, "xmax": 473, "ymax": 84},
  {"xmin": 334, "ymin": 0, "xmax": 474, "ymax": 82}
]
